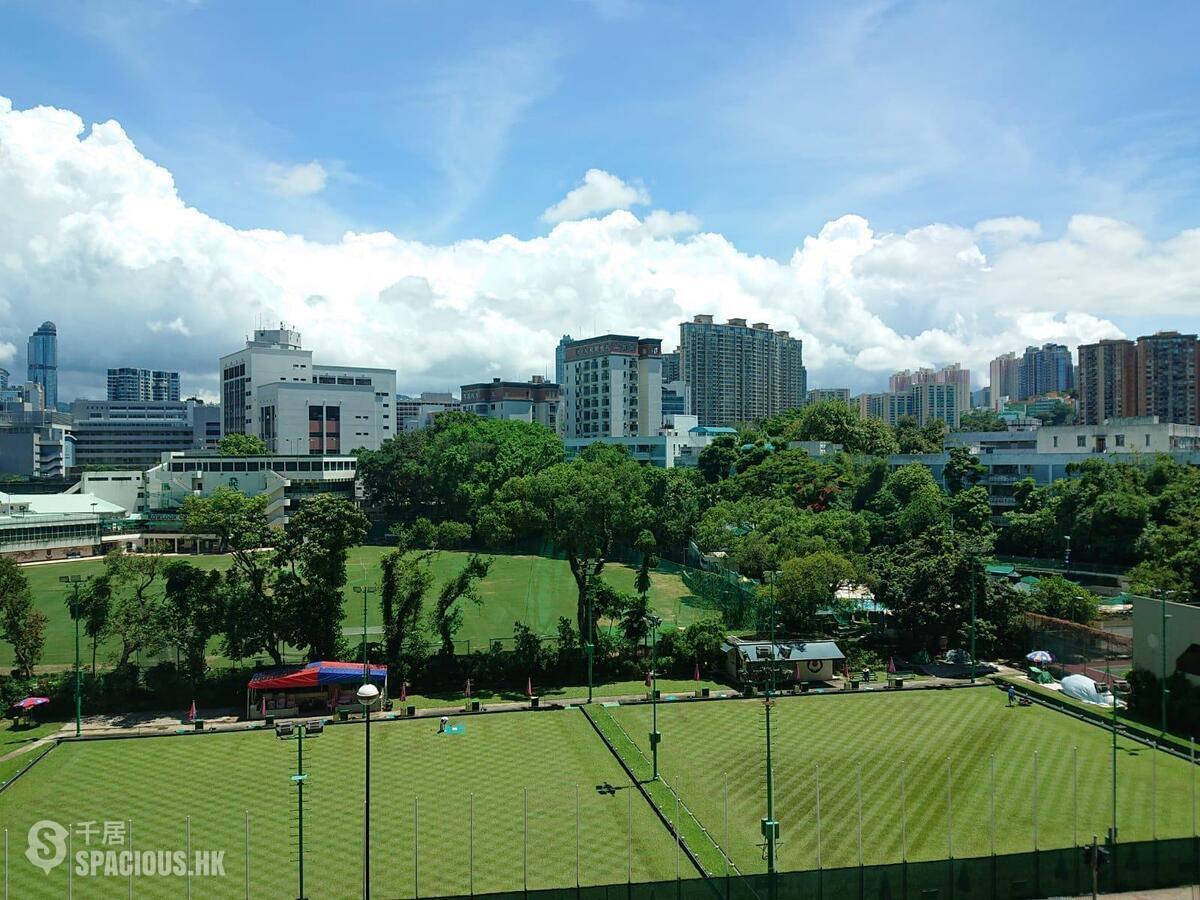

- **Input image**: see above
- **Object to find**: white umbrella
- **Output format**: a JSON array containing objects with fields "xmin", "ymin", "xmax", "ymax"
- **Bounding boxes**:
[{"xmin": 1026, "ymin": 651, "xmax": 1053, "ymax": 665}]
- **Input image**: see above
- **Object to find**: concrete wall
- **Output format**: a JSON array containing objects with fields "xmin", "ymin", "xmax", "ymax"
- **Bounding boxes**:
[{"xmin": 1132, "ymin": 594, "xmax": 1200, "ymax": 685}]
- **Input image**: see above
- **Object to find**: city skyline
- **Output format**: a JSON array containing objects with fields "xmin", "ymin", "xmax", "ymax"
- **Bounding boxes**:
[{"xmin": 3, "ymin": 5, "xmax": 1200, "ymax": 402}]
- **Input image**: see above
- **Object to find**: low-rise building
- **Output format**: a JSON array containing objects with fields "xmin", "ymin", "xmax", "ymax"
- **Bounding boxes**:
[
  {"xmin": 395, "ymin": 393, "xmax": 462, "ymax": 432},
  {"xmin": 0, "ymin": 491, "xmax": 125, "ymax": 561},
  {"xmin": 564, "ymin": 415, "xmax": 735, "ymax": 468},
  {"xmin": 1035, "ymin": 418, "xmax": 1200, "ymax": 454},
  {"xmin": 460, "ymin": 377, "xmax": 560, "ymax": 430},
  {"xmin": 69, "ymin": 398, "xmax": 220, "ymax": 470}
]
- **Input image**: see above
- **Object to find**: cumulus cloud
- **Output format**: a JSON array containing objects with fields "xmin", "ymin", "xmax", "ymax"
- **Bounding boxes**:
[
  {"xmin": 541, "ymin": 168, "xmax": 651, "ymax": 223},
  {"xmin": 2, "ymin": 97, "xmax": 1200, "ymax": 402},
  {"xmin": 265, "ymin": 160, "xmax": 328, "ymax": 197}
]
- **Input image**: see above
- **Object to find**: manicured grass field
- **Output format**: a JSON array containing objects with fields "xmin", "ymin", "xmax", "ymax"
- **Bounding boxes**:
[
  {"xmin": 0, "ymin": 709, "xmax": 678, "ymax": 898},
  {"xmin": 604, "ymin": 686, "xmax": 1198, "ymax": 874},
  {"xmin": 11, "ymin": 548, "xmax": 708, "ymax": 669}
]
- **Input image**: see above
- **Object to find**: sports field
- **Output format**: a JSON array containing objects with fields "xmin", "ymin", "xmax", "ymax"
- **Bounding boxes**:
[
  {"xmin": 10, "ymin": 548, "xmax": 706, "ymax": 669},
  {"xmin": 602, "ymin": 687, "xmax": 1197, "ymax": 874},
  {"xmin": 0, "ymin": 709, "xmax": 678, "ymax": 899}
]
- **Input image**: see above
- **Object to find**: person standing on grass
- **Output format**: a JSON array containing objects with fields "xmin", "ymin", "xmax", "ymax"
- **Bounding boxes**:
[
  {"xmin": 439, "ymin": 715, "xmax": 449, "ymax": 733},
  {"xmin": 1007, "ymin": 684, "xmax": 1016, "ymax": 707}
]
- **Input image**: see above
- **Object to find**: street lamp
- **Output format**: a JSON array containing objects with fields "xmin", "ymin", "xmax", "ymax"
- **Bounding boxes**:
[
  {"xmin": 968, "ymin": 545, "xmax": 978, "ymax": 684},
  {"xmin": 357, "ymin": 682, "xmax": 380, "ymax": 900},
  {"xmin": 646, "ymin": 613, "xmax": 663, "ymax": 780},
  {"xmin": 59, "ymin": 575, "xmax": 90, "ymax": 737},
  {"xmin": 277, "ymin": 720, "xmax": 323, "ymax": 899}
]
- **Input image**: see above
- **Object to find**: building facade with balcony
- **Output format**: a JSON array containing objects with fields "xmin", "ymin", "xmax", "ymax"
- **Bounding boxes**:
[{"xmin": 562, "ymin": 334, "xmax": 662, "ymax": 439}]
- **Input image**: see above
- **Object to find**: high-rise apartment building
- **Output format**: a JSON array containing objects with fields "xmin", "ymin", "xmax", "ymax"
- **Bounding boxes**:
[
  {"xmin": 1077, "ymin": 339, "xmax": 1137, "ymax": 425},
  {"xmin": 219, "ymin": 325, "xmax": 396, "ymax": 454},
  {"xmin": 1135, "ymin": 331, "xmax": 1200, "ymax": 426},
  {"xmin": 857, "ymin": 384, "xmax": 960, "ymax": 428},
  {"xmin": 1019, "ymin": 343, "xmax": 1074, "ymax": 399},
  {"xmin": 461, "ymin": 376, "xmax": 560, "ymax": 431},
  {"xmin": 988, "ymin": 352, "xmax": 1023, "ymax": 410},
  {"xmin": 807, "ymin": 388, "xmax": 851, "ymax": 406},
  {"xmin": 562, "ymin": 335, "xmax": 662, "ymax": 439},
  {"xmin": 679, "ymin": 315, "xmax": 806, "ymax": 427},
  {"xmin": 890, "ymin": 363, "xmax": 970, "ymax": 414},
  {"xmin": 27, "ymin": 321, "xmax": 57, "ymax": 409},
  {"xmin": 661, "ymin": 349, "xmax": 681, "ymax": 384},
  {"xmin": 856, "ymin": 392, "xmax": 911, "ymax": 427},
  {"xmin": 554, "ymin": 335, "xmax": 573, "ymax": 386},
  {"xmin": 107, "ymin": 367, "xmax": 181, "ymax": 402}
]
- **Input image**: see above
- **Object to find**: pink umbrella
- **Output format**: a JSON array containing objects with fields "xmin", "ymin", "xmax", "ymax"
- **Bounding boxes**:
[
  {"xmin": 526, "ymin": 676, "xmax": 533, "ymax": 698},
  {"xmin": 693, "ymin": 662, "xmax": 701, "ymax": 681},
  {"xmin": 187, "ymin": 700, "xmax": 197, "ymax": 722},
  {"xmin": 465, "ymin": 678, "xmax": 472, "ymax": 699},
  {"xmin": 644, "ymin": 669, "xmax": 652, "ymax": 688},
  {"xmin": 400, "ymin": 681, "xmax": 407, "ymax": 702},
  {"xmin": 13, "ymin": 697, "xmax": 49, "ymax": 710},
  {"xmin": 260, "ymin": 696, "xmax": 266, "ymax": 718},
  {"xmin": 887, "ymin": 657, "xmax": 897, "ymax": 675},
  {"xmin": 793, "ymin": 661, "xmax": 802, "ymax": 681}
]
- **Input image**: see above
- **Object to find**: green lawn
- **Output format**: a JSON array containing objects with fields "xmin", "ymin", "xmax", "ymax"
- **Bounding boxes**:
[
  {"xmin": 603, "ymin": 686, "xmax": 1197, "ymax": 874},
  {"xmin": 0, "ymin": 709, "xmax": 678, "ymax": 898},
  {"xmin": 11, "ymin": 548, "xmax": 710, "ymax": 669},
  {"xmin": 401, "ymin": 678, "xmax": 730, "ymax": 709}
]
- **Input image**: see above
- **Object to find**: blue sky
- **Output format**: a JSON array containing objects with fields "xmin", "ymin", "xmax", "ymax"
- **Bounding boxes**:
[
  {"xmin": 1, "ymin": 1, "xmax": 1199, "ymax": 398},
  {"xmin": 5, "ymin": 1, "xmax": 1198, "ymax": 253}
]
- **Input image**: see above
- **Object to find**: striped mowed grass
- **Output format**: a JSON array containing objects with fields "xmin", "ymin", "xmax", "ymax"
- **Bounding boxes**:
[
  {"xmin": 606, "ymin": 686, "xmax": 1197, "ymax": 875},
  {"xmin": 0, "ymin": 708, "xmax": 676, "ymax": 899}
]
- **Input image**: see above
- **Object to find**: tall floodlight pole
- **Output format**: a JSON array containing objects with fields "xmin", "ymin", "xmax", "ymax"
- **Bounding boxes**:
[
  {"xmin": 59, "ymin": 575, "xmax": 89, "ymax": 737},
  {"xmin": 586, "ymin": 569, "xmax": 594, "ymax": 704},
  {"xmin": 1107, "ymin": 650, "xmax": 1117, "ymax": 847},
  {"xmin": 1064, "ymin": 534, "xmax": 1072, "ymax": 579},
  {"xmin": 648, "ymin": 614, "xmax": 663, "ymax": 780},
  {"xmin": 969, "ymin": 546, "xmax": 978, "ymax": 684},
  {"xmin": 761, "ymin": 572, "xmax": 779, "ymax": 900},
  {"xmin": 353, "ymin": 585, "xmax": 376, "ymax": 681},
  {"xmin": 277, "ymin": 720, "xmax": 322, "ymax": 900},
  {"xmin": 357, "ymin": 682, "xmax": 379, "ymax": 900},
  {"xmin": 1160, "ymin": 590, "xmax": 1173, "ymax": 735}
]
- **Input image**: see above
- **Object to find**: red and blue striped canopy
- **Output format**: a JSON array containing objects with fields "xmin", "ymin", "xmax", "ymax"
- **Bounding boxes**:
[{"xmin": 249, "ymin": 661, "xmax": 387, "ymax": 690}]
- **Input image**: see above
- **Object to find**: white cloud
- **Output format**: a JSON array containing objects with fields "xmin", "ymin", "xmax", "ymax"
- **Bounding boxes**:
[
  {"xmin": 542, "ymin": 168, "xmax": 651, "ymax": 223},
  {"xmin": 2, "ymin": 97, "xmax": 1200, "ymax": 401},
  {"xmin": 265, "ymin": 161, "xmax": 328, "ymax": 197},
  {"xmin": 147, "ymin": 317, "xmax": 192, "ymax": 336},
  {"xmin": 643, "ymin": 209, "xmax": 701, "ymax": 237}
]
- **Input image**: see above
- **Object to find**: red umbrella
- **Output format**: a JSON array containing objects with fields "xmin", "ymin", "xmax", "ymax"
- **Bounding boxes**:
[
  {"xmin": 693, "ymin": 662, "xmax": 701, "ymax": 681},
  {"xmin": 187, "ymin": 700, "xmax": 197, "ymax": 722},
  {"xmin": 526, "ymin": 676, "xmax": 533, "ymax": 698},
  {"xmin": 13, "ymin": 697, "xmax": 49, "ymax": 710}
]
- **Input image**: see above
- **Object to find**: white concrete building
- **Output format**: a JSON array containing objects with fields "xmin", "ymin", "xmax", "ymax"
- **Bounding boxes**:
[
  {"xmin": 84, "ymin": 450, "xmax": 360, "ymax": 530},
  {"xmin": 219, "ymin": 325, "xmax": 396, "ymax": 453},
  {"xmin": 564, "ymin": 415, "xmax": 736, "ymax": 468},
  {"xmin": 0, "ymin": 491, "xmax": 125, "ymax": 561},
  {"xmin": 562, "ymin": 334, "xmax": 662, "ymax": 439},
  {"xmin": 1035, "ymin": 418, "xmax": 1200, "ymax": 454}
]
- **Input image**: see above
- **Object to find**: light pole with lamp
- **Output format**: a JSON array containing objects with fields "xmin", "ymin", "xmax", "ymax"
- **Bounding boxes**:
[
  {"xmin": 60, "ymin": 575, "xmax": 90, "ymax": 737},
  {"xmin": 761, "ymin": 572, "xmax": 780, "ymax": 900},
  {"xmin": 357, "ymin": 681, "xmax": 379, "ymax": 900},
  {"xmin": 353, "ymin": 584, "xmax": 377, "ymax": 676},
  {"xmin": 1159, "ymin": 589, "xmax": 1173, "ymax": 735},
  {"xmin": 647, "ymin": 613, "xmax": 662, "ymax": 780},
  {"xmin": 276, "ymin": 719, "xmax": 323, "ymax": 899}
]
